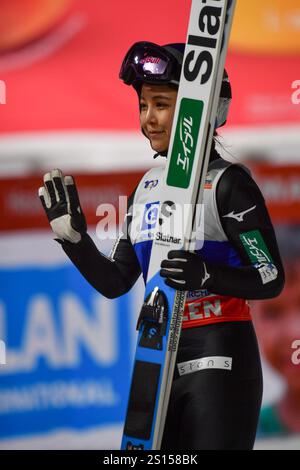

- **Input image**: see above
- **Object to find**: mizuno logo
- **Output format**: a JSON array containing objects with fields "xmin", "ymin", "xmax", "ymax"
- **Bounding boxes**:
[
  {"xmin": 201, "ymin": 262, "xmax": 210, "ymax": 287},
  {"xmin": 222, "ymin": 205, "xmax": 256, "ymax": 222}
]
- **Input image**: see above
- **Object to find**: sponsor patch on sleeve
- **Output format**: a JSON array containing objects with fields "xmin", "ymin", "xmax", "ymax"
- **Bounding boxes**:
[
  {"xmin": 239, "ymin": 229, "xmax": 273, "ymax": 264},
  {"xmin": 239, "ymin": 230, "xmax": 278, "ymax": 284},
  {"xmin": 256, "ymin": 263, "xmax": 278, "ymax": 284}
]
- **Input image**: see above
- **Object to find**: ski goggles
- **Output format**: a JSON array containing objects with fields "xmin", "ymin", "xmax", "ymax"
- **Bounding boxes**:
[{"xmin": 119, "ymin": 41, "xmax": 181, "ymax": 86}]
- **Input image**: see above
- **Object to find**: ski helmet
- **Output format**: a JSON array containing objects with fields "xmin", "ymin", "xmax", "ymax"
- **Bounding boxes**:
[{"xmin": 119, "ymin": 41, "xmax": 232, "ymax": 128}]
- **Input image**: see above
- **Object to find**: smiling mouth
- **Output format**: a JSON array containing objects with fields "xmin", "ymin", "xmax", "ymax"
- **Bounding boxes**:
[{"xmin": 148, "ymin": 131, "xmax": 164, "ymax": 138}]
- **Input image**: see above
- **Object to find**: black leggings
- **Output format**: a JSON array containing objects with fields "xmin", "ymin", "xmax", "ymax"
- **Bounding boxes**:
[{"xmin": 161, "ymin": 321, "xmax": 263, "ymax": 450}]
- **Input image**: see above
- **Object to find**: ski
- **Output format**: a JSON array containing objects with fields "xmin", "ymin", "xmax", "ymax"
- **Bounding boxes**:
[{"xmin": 121, "ymin": 0, "xmax": 236, "ymax": 450}]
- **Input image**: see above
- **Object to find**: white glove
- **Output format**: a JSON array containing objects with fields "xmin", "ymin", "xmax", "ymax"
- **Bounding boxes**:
[{"xmin": 38, "ymin": 169, "xmax": 87, "ymax": 243}]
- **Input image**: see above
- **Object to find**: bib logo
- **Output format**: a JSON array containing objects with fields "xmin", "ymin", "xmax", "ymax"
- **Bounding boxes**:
[
  {"xmin": 141, "ymin": 202, "xmax": 160, "ymax": 231},
  {"xmin": 158, "ymin": 200, "xmax": 176, "ymax": 226},
  {"xmin": 140, "ymin": 201, "xmax": 183, "ymax": 245},
  {"xmin": 157, "ymin": 200, "xmax": 182, "ymax": 245},
  {"xmin": 185, "ymin": 299, "xmax": 222, "ymax": 321},
  {"xmin": 144, "ymin": 179, "xmax": 158, "ymax": 190}
]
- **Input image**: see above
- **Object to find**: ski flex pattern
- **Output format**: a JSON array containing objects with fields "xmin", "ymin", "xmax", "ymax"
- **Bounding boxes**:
[{"xmin": 121, "ymin": 0, "xmax": 236, "ymax": 450}]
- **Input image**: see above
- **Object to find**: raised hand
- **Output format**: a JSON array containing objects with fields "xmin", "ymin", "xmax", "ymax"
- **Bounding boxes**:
[{"xmin": 38, "ymin": 169, "xmax": 87, "ymax": 243}]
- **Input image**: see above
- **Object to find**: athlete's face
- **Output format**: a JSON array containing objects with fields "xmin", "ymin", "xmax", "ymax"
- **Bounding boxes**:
[{"xmin": 140, "ymin": 84, "xmax": 177, "ymax": 153}]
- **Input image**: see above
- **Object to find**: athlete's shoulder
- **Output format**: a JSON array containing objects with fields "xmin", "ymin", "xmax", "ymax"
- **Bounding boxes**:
[
  {"xmin": 134, "ymin": 165, "xmax": 165, "ymax": 194},
  {"xmin": 212, "ymin": 156, "xmax": 267, "ymax": 221},
  {"xmin": 217, "ymin": 160, "xmax": 263, "ymax": 199},
  {"xmin": 206, "ymin": 155, "xmax": 249, "ymax": 189},
  {"xmin": 141, "ymin": 165, "xmax": 165, "ymax": 181},
  {"xmin": 209, "ymin": 153, "xmax": 251, "ymax": 179}
]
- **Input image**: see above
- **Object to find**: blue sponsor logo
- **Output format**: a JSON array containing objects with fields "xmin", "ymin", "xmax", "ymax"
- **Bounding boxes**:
[
  {"xmin": 141, "ymin": 202, "xmax": 159, "ymax": 231},
  {"xmin": 144, "ymin": 179, "xmax": 158, "ymax": 190}
]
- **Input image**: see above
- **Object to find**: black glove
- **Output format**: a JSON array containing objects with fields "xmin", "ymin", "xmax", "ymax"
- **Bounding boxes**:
[
  {"xmin": 38, "ymin": 169, "xmax": 87, "ymax": 243},
  {"xmin": 160, "ymin": 250, "xmax": 212, "ymax": 291}
]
